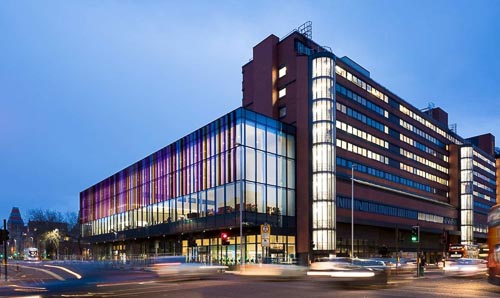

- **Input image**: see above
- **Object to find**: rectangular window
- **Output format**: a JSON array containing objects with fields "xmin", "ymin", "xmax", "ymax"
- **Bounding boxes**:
[
  {"xmin": 279, "ymin": 106, "xmax": 287, "ymax": 118},
  {"xmin": 279, "ymin": 88, "xmax": 286, "ymax": 98},
  {"xmin": 279, "ymin": 66, "xmax": 287, "ymax": 78}
]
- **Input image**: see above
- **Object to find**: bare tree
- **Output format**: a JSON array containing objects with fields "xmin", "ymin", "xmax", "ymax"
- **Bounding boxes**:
[
  {"xmin": 64, "ymin": 211, "xmax": 78, "ymax": 231},
  {"xmin": 28, "ymin": 209, "xmax": 64, "ymax": 222}
]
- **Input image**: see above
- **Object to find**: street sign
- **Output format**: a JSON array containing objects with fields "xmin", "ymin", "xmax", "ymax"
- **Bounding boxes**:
[
  {"xmin": 262, "ymin": 237, "xmax": 270, "ymax": 247},
  {"xmin": 261, "ymin": 224, "xmax": 270, "ymax": 238},
  {"xmin": 261, "ymin": 223, "xmax": 270, "ymax": 247},
  {"xmin": 261, "ymin": 223, "xmax": 270, "ymax": 236}
]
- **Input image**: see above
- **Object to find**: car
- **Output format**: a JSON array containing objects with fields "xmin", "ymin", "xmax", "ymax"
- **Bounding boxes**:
[
  {"xmin": 443, "ymin": 258, "xmax": 487, "ymax": 277},
  {"xmin": 235, "ymin": 263, "xmax": 307, "ymax": 279},
  {"xmin": 148, "ymin": 256, "xmax": 227, "ymax": 280},
  {"xmin": 307, "ymin": 257, "xmax": 390, "ymax": 284}
]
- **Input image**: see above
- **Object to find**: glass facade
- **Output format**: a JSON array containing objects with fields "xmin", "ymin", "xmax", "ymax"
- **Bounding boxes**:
[
  {"xmin": 311, "ymin": 54, "xmax": 337, "ymax": 251},
  {"xmin": 460, "ymin": 146, "xmax": 474, "ymax": 244},
  {"xmin": 80, "ymin": 108, "xmax": 296, "ymax": 262}
]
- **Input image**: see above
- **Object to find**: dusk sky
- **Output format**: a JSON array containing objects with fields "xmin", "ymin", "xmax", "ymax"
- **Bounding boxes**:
[{"xmin": 1, "ymin": 1, "xmax": 499, "ymax": 221}]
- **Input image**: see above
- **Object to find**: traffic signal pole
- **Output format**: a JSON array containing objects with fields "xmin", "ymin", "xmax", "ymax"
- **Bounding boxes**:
[{"xmin": 411, "ymin": 225, "xmax": 421, "ymax": 277}]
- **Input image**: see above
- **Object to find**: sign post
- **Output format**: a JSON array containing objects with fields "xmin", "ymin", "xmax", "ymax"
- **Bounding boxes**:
[{"xmin": 261, "ymin": 223, "xmax": 271, "ymax": 262}]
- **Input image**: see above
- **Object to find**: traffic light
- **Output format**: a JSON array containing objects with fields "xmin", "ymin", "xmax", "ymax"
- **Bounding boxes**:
[
  {"xmin": 411, "ymin": 226, "xmax": 420, "ymax": 243},
  {"xmin": 221, "ymin": 232, "xmax": 230, "ymax": 245},
  {"xmin": 0, "ymin": 230, "xmax": 8, "ymax": 241}
]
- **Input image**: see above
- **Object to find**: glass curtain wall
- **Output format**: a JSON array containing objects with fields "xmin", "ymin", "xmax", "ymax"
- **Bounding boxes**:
[
  {"xmin": 80, "ymin": 108, "xmax": 296, "ymax": 249},
  {"xmin": 311, "ymin": 54, "xmax": 337, "ymax": 251},
  {"xmin": 460, "ymin": 146, "xmax": 474, "ymax": 244}
]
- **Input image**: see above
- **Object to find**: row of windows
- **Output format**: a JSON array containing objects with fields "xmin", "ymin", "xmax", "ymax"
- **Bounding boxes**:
[
  {"xmin": 473, "ymin": 180, "xmax": 495, "ymax": 194},
  {"xmin": 337, "ymin": 138, "xmax": 389, "ymax": 165},
  {"xmin": 417, "ymin": 212, "xmax": 444, "ymax": 224},
  {"xmin": 337, "ymin": 196, "xmax": 457, "ymax": 226},
  {"xmin": 84, "ymin": 181, "xmax": 296, "ymax": 237},
  {"xmin": 474, "ymin": 191, "xmax": 493, "ymax": 202},
  {"xmin": 474, "ymin": 225, "xmax": 487, "ymax": 234},
  {"xmin": 337, "ymin": 120, "xmax": 388, "ymax": 149},
  {"xmin": 474, "ymin": 171, "xmax": 496, "ymax": 185},
  {"xmin": 336, "ymin": 83, "xmax": 388, "ymax": 118},
  {"xmin": 400, "ymin": 148, "xmax": 449, "ymax": 174},
  {"xmin": 335, "ymin": 65, "xmax": 388, "ymax": 103},
  {"xmin": 399, "ymin": 162, "xmax": 448, "ymax": 186},
  {"xmin": 244, "ymin": 122, "xmax": 295, "ymax": 157},
  {"xmin": 296, "ymin": 40, "xmax": 314, "ymax": 56},
  {"xmin": 475, "ymin": 200, "xmax": 495, "ymax": 212},
  {"xmin": 473, "ymin": 160, "xmax": 495, "ymax": 176},
  {"xmin": 337, "ymin": 102, "xmax": 388, "ymax": 133},
  {"xmin": 473, "ymin": 150, "xmax": 495, "ymax": 167},
  {"xmin": 400, "ymin": 119, "xmax": 445, "ymax": 148},
  {"xmin": 82, "ymin": 145, "xmax": 294, "ymax": 222},
  {"xmin": 400, "ymin": 133, "xmax": 449, "ymax": 162},
  {"xmin": 82, "ymin": 121, "xmax": 244, "ymax": 211},
  {"xmin": 474, "ymin": 191, "xmax": 496, "ymax": 203},
  {"xmin": 337, "ymin": 63, "xmax": 460, "ymax": 154},
  {"xmin": 337, "ymin": 157, "xmax": 435, "ymax": 194},
  {"xmin": 399, "ymin": 105, "xmax": 461, "ymax": 145},
  {"xmin": 244, "ymin": 147, "xmax": 295, "ymax": 188}
]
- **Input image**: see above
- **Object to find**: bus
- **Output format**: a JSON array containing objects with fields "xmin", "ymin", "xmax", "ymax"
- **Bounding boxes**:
[
  {"xmin": 23, "ymin": 247, "xmax": 39, "ymax": 261},
  {"xmin": 448, "ymin": 243, "xmax": 478, "ymax": 259},
  {"xmin": 487, "ymin": 204, "xmax": 500, "ymax": 285}
]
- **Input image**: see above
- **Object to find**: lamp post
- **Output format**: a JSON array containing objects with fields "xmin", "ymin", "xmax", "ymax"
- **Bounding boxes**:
[
  {"xmin": 351, "ymin": 164, "xmax": 356, "ymax": 260},
  {"xmin": 237, "ymin": 142, "xmax": 244, "ymax": 268}
]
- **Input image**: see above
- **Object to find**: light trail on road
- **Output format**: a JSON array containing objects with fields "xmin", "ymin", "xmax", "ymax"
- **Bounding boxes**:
[{"xmin": 43, "ymin": 264, "xmax": 82, "ymax": 279}]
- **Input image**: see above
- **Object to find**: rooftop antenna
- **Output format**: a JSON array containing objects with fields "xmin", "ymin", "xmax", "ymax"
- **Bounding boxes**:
[
  {"xmin": 298, "ymin": 21, "xmax": 312, "ymax": 39},
  {"xmin": 421, "ymin": 102, "xmax": 435, "ymax": 112},
  {"xmin": 449, "ymin": 123, "xmax": 457, "ymax": 134}
]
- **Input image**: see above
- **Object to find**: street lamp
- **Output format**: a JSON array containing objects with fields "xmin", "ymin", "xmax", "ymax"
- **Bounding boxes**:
[
  {"xmin": 236, "ymin": 142, "xmax": 244, "ymax": 268},
  {"xmin": 351, "ymin": 164, "xmax": 357, "ymax": 260}
]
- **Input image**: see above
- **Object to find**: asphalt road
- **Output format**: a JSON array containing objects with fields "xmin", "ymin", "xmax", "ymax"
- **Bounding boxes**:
[{"xmin": 0, "ymin": 261, "xmax": 498, "ymax": 297}]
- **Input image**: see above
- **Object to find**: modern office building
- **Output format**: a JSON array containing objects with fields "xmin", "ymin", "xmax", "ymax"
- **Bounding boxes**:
[
  {"xmin": 81, "ymin": 23, "xmax": 497, "ymax": 265},
  {"xmin": 81, "ymin": 108, "xmax": 297, "ymax": 264}
]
